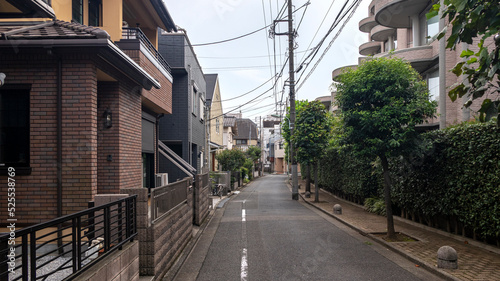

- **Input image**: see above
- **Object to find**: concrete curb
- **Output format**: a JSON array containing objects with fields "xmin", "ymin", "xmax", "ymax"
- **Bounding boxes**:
[
  {"xmin": 320, "ymin": 188, "xmax": 500, "ymax": 256},
  {"xmin": 296, "ymin": 191, "xmax": 460, "ymax": 281}
]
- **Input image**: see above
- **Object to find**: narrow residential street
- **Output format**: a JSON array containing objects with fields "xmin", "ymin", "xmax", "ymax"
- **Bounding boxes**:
[{"xmin": 173, "ymin": 175, "xmax": 440, "ymax": 281}]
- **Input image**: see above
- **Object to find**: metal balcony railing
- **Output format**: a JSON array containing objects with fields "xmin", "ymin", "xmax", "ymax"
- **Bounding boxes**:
[
  {"xmin": 122, "ymin": 27, "xmax": 172, "ymax": 74},
  {"xmin": 0, "ymin": 195, "xmax": 137, "ymax": 281},
  {"xmin": 151, "ymin": 178, "xmax": 191, "ymax": 223}
]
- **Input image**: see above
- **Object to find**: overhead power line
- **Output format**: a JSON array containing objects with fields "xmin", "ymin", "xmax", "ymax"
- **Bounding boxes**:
[
  {"xmin": 221, "ymin": 76, "xmax": 275, "ymax": 102},
  {"xmin": 297, "ymin": 0, "xmax": 362, "ymax": 91},
  {"xmin": 190, "ymin": 1, "xmax": 304, "ymax": 47},
  {"xmin": 209, "ymin": 56, "xmax": 289, "ymax": 121}
]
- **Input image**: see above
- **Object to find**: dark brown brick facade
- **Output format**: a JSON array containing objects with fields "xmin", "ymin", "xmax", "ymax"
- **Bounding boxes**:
[
  {"xmin": 123, "ymin": 49, "xmax": 173, "ymax": 114},
  {"xmin": 0, "ymin": 48, "xmax": 171, "ymax": 225}
]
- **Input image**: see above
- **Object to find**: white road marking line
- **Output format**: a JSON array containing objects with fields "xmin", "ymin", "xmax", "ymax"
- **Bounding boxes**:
[
  {"xmin": 241, "ymin": 200, "xmax": 248, "ymax": 281},
  {"xmin": 241, "ymin": 248, "xmax": 248, "ymax": 281}
]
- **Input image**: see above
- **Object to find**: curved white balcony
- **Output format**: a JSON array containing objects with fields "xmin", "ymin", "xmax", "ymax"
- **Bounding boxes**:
[
  {"xmin": 379, "ymin": 45, "xmax": 437, "ymax": 72},
  {"xmin": 359, "ymin": 41, "xmax": 381, "ymax": 56},
  {"xmin": 359, "ymin": 16, "xmax": 377, "ymax": 33},
  {"xmin": 375, "ymin": 0, "xmax": 429, "ymax": 28},
  {"xmin": 332, "ymin": 65, "xmax": 357, "ymax": 82},
  {"xmin": 370, "ymin": 25, "xmax": 396, "ymax": 41}
]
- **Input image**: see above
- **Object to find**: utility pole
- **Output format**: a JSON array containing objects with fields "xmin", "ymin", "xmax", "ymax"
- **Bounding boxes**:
[
  {"xmin": 270, "ymin": 0, "xmax": 297, "ymax": 199},
  {"xmin": 287, "ymin": 0, "xmax": 298, "ymax": 200}
]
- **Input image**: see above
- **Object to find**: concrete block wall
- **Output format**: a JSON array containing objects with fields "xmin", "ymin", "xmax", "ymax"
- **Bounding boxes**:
[
  {"xmin": 75, "ymin": 240, "xmax": 139, "ymax": 281},
  {"xmin": 121, "ymin": 187, "xmax": 193, "ymax": 278},
  {"xmin": 193, "ymin": 175, "xmax": 209, "ymax": 226},
  {"xmin": 148, "ymin": 196, "xmax": 192, "ymax": 277}
]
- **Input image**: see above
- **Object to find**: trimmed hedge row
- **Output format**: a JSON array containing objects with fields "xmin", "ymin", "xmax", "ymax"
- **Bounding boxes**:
[
  {"xmin": 318, "ymin": 121, "xmax": 500, "ymax": 242},
  {"xmin": 391, "ymin": 121, "xmax": 500, "ymax": 240},
  {"xmin": 318, "ymin": 147, "xmax": 380, "ymax": 204}
]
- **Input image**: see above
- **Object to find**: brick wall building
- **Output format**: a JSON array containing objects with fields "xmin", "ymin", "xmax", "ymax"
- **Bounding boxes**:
[
  {"xmin": 0, "ymin": 17, "xmax": 175, "ymax": 225},
  {"xmin": 333, "ymin": 0, "xmax": 499, "ymax": 128}
]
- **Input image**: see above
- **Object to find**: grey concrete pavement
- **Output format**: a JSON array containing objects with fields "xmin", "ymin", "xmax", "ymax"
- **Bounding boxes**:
[
  {"xmin": 173, "ymin": 175, "xmax": 441, "ymax": 281},
  {"xmin": 298, "ymin": 177, "xmax": 500, "ymax": 281}
]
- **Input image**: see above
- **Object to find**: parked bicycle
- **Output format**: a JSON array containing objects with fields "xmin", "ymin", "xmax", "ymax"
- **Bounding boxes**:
[{"xmin": 211, "ymin": 182, "xmax": 226, "ymax": 198}]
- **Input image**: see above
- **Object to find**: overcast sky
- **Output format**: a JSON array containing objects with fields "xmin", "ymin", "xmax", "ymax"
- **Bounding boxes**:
[{"xmin": 163, "ymin": 0, "xmax": 369, "ymax": 121}]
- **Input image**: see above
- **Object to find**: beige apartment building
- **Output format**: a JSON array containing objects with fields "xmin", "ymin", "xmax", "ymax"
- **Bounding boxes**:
[
  {"xmin": 206, "ymin": 74, "xmax": 224, "ymax": 171},
  {"xmin": 333, "ymin": 0, "xmax": 498, "ymax": 128}
]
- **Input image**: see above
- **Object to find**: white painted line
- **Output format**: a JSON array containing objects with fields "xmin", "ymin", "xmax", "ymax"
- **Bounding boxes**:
[
  {"xmin": 241, "ymin": 248, "xmax": 248, "ymax": 281},
  {"xmin": 241, "ymin": 200, "xmax": 248, "ymax": 281}
]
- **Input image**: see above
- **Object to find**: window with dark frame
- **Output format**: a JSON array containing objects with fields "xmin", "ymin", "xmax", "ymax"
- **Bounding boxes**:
[
  {"xmin": 192, "ymin": 86, "xmax": 198, "ymax": 116},
  {"xmin": 236, "ymin": 139, "xmax": 247, "ymax": 145},
  {"xmin": 72, "ymin": 0, "xmax": 83, "ymax": 24},
  {"xmin": 0, "ymin": 88, "xmax": 30, "ymax": 167},
  {"xmin": 89, "ymin": 0, "xmax": 102, "ymax": 27}
]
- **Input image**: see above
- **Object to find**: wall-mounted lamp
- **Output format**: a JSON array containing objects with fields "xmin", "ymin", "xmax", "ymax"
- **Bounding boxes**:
[
  {"xmin": 103, "ymin": 108, "xmax": 112, "ymax": 128},
  {"xmin": 0, "ymin": 73, "xmax": 6, "ymax": 87}
]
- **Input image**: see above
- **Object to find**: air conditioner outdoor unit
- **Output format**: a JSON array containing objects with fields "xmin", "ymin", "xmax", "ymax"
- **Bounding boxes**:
[{"xmin": 155, "ymin": 173, "xmax": 168, "ymax": 187}]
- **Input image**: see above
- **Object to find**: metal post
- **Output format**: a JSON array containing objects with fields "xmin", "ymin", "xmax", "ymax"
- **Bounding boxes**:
[
  {"xmin": 439, "ymin": 0, "xmax": 447, "ymax": 129},
  {"xmin": 288, "ymin": 0, "xmax": 299, "ymax": 200}
]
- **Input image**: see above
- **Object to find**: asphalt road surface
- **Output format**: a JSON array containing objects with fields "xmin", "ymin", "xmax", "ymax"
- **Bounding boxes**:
[{"xmin": 174, "ymin": 174, "xmax": 441, "ymax": 281}]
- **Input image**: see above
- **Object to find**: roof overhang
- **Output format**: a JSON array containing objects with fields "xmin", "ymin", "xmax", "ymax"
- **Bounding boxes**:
[
  {"xmin": 4, "ymin": 0, "xmax": 55, "ymax": 19},
  {"xmin": 0, "ymin": 37, "xmax": 160, "ymax": 90},
  {"xmin": 210, "ymin": 142, "xmax": 223, "ymax": 149},
  {"xmin": 150, "ymin": 0, "xmax": 177, "ymax": 32}
]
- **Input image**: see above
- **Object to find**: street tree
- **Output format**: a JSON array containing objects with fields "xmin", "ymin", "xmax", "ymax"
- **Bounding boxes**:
[
  {"xmin": 245, "ymin": 145, "xmax": 262, "ymax": 179},
  {"xmin": 428, "ymin": 0, "xmax": 500, "ymax": 123},
  {"xmin": 336, "ymin": 57, "xmax": 437, "ymax": 239},
  {"xmin": 215, "ymin": 149, "xmax": 246, "ymax": 172},
  {"xmin": 292, "ymin": 100, "xmax": 331, "ymax": 202},
  {"xmin": 246, "ymin": 145, "xmax": 261, "ymax": 164}
]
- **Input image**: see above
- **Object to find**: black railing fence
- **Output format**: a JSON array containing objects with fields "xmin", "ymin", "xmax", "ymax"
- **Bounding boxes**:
[
  {"xmin": 0, "ymin": 196, "xmax": 137, "ymax": 281},
  {"xmin": 121, "ymin": 27, "xmax": 172, "ymax": 74}
]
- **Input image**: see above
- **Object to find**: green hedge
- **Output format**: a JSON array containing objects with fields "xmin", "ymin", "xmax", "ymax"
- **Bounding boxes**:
[
  {"xmin": 318, "ymin": 146, "xmax": 380, "ymax": 204},
  {"xmin": 391, "ymin": 121, "xmax": 500, "ymax": 239},
  {"xmin": 319, "ymin": 121, "xmax": 499, "ymax": 241}
]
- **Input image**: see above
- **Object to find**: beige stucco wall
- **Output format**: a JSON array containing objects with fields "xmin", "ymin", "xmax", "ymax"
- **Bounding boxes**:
[
  {"xmin": 210, "ymin": 79, "xmax": 224, "ymax": 147},
  {"xmin": 223, "ymin": 127, "xmax": 233, "ymax": 150},
  {"xmin": 209, "ymin": 77, "xmax": 224, "ymax": 170}
]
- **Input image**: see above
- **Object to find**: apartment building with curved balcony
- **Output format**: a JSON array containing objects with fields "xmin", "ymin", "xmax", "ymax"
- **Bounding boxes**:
[{"xmin": 335, "ymin": 0, "xmax": 497, "ymax": 128}]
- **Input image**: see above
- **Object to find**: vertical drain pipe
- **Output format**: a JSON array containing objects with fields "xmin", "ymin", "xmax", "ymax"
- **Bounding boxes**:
[
  {"xmin": 57, "ymin": 57, "xmax": 63, "ymax": 218},
  {"xmin": 57, "ymin": 57, "xmax": 63, "ymax": 252},
  {"xmin": 439, "ymin": 0, "xmax": 447, "ymax": 129}
]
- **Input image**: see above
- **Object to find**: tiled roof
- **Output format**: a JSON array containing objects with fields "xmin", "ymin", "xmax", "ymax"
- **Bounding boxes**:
[
  {"xmin": 223, "ymin": 115, "xmax": 238, "ymax": 135},
  {"xmin": 0, "ymin": 20, "xmax": 109, "ymax": 40},
  {"xmin": 234, "ymin": 118, "xmax": 258, "ymax": 140},
  {"xmin": 223, "ymin": 115, "xmax": 236, "ymax": 127},
  {"xmin": 0, "ymin": 20, "xmax": 160, "ymax": 90}
]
